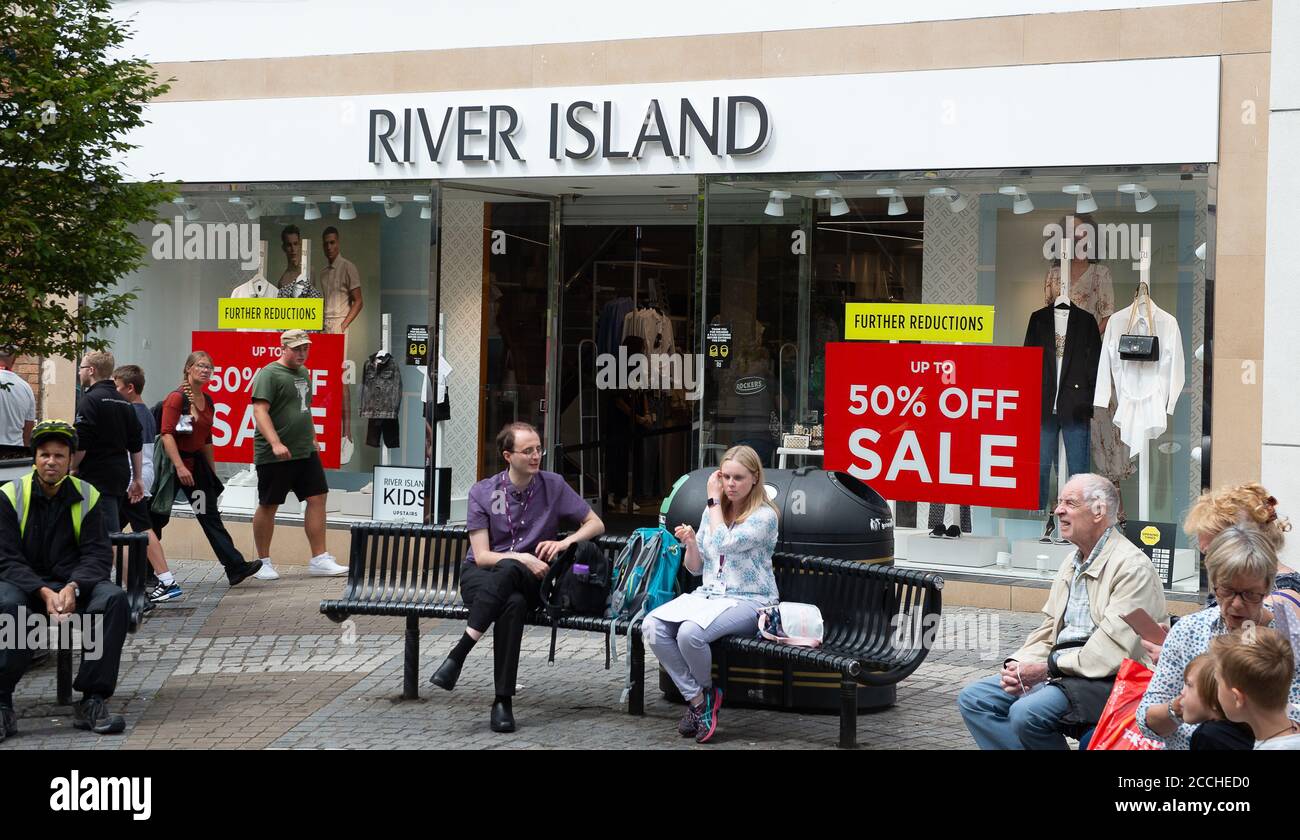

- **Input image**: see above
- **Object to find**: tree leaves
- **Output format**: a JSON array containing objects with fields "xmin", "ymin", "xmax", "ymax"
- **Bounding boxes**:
[{"xmin": 0, "ymin": 0, "xmax": 175, "ymax": 359}]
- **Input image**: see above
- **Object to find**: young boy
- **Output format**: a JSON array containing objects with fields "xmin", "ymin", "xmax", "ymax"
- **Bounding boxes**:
[
  {"xmin": 1178, "ymin": 654, "xmax": 1253, "ymax": 750},
  {"xmin": 1212, "ymin": 628, "xmax": 1300, "ymax": 750},
  {"xmin": 113, "ymin": 365, "xmax": 182, "ymax": 602}
]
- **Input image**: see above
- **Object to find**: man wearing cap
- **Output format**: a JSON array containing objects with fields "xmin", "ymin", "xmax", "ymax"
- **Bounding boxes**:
[
  {"xmin": 0, "ymin": 420, "xmax": 130, "ymax": 739},
  {"xmin": 248, "ymin": 330, "xmax": 347, "ymax": 579}
]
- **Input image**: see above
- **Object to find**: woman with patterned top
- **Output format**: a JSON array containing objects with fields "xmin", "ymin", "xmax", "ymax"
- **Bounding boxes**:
[
  {"xmin": 643, "ymin": 445, "xmax": 780, "ymax": 743},
  {"xmin": 1135, "ymin": 524, "xmax": 1300, "ymax": 749}
]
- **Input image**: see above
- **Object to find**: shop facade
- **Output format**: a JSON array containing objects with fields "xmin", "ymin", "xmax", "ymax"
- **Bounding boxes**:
[{"xmin": 96, "ymin": 1, "xmax": 1272, "ymax": 605}]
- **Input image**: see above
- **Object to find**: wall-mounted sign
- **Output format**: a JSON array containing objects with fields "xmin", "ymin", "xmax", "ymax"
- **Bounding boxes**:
[
  {"xmin": 406, "ymin": 325, "xmax": 429, "ymax": 366},
  {"xmin": 844, "ymin": 303, "xmax": 995, "ymax": 343},
  {"xmin": 217, "ymin": 298, "xmax": 323, "ymax": 331},
  {"xmin": 706, "ymin": 324, "xmax": 732, "ymax": 369}
]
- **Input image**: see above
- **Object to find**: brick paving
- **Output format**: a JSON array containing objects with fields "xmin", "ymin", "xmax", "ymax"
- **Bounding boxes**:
[{"xmin": 1, "ymin": 558, "xmax": 1046, "ymax": 750}]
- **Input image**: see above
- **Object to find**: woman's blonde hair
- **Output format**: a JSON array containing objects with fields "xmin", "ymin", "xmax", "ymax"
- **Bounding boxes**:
[
  {"xmin": 1203, "ymin": 523, "xmax": 1278, "ymax": 592},
  {"xmin": 717, "ymin": 445, "xmax": 780, "ymax": 525},
  {"xmin": 1185, "ymin": 483, "xmax": 1289, "ymax": 551}
]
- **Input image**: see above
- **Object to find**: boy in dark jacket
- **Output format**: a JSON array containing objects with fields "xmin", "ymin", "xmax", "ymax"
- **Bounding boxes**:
[{"xmin": 0, "ymin": 421, "xmax": 129, "ymax": 739}]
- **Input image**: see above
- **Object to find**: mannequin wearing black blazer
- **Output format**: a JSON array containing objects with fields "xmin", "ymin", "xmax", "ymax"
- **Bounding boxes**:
[{"xmin": 1024, "ymin": 304, "xmax": 1101, "ymax": 508}]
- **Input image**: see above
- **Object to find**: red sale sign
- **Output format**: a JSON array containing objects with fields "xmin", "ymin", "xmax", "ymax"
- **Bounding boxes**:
[
  {"xmin": 191, "ymin": 331, "xmax": 344, "ymax": 469},
  {"xmin": 824, "ymin": 343, "xmax": 1043, "ymax": 509}
]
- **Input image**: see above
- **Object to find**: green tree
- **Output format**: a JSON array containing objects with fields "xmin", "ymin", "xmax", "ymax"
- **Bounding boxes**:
[{"xmin": 0, "ymin": 0, "xmax": 174, "ymax": 360}]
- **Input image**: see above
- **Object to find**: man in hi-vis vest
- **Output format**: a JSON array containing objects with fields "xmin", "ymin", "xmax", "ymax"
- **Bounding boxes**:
[{"xmin": 0, "ymin": 420, "xmax": 128, "ymax": 739}]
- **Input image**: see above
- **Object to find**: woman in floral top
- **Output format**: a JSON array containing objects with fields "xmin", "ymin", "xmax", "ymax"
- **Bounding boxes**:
[
  {"xmin": 642, "ymin": 445, "xmax": 780, "ymax": 743},
  {"xmin": 1136, "ymin": 524, "xmax": 1300, "ymax": 749}
]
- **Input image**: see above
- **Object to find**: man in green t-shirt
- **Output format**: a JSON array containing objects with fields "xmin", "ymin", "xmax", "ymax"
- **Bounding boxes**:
[{"xmin": 248, "ymin": 329, "xmax": 347, "ymax": 579}]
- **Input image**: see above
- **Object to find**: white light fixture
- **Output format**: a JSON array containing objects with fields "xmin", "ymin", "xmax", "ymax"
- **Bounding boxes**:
[
  {"xmin": 1195, "ymin": 241, "xmax": 1207, "ymax": 261},
  {"xmin": 928, "ymin": 187, "xmax": 968, "ymax": 213},
  {"xmin": 293, "ymin": 195, "xmax": 322, "ymax": 221},
  {"xmin": 171, "ymin": 197, "xmax": 201, "ymax": 221},
  {"xmin": 764, "ymin": 190, "xmax": 791, "ymax": 217},
  {"xmin": 1061, "ymin": 184, "xmax": 1097, "ymax": 214},
  {"xmin": 229, "ymin": 196, "xmax": 261, "ymax": 220},
  {"xmin": 876, "ymin": 188, "xmax": 908, "ymax": 216},
  {"xmin": 999, "ymin": 185, "xmax": 1034, "ymax": 214},
  {"xmin": 815, "ymin": 188, "xmax": 849, "ymax": 217},
  {"xmin": 372, "ymin": 195, "xmax": 402, "ymax": 218},
  {"xmin": 1191, "ymin": 446, "xmax": 1203, "ymax": 464},
  {"xmin": 413, "ymin": 194, "xmax": 433, "ymax": 220},
  {"xmin": 331, "ymin": 195, "xmax": 355, "ymax": 221},
  {"xmin": 1118, "ymin": 183, "xmax": 1157, "ymax": 213}
]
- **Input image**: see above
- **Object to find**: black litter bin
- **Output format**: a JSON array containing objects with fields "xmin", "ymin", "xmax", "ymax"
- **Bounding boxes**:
[{"xmin": 657, "ymin": 467, "xmax": 898, "ymax": 712}]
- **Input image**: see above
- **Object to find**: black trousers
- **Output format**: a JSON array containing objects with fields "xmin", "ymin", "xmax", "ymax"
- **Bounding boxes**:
[
  {"xmin": 153, "ymin": 455, "xmax": 247, "ymax": 575},
  {"xmin": 0, "ymin": 579, "xmax": 128, "ymax": 701},
  {"xmin": 460, "ymin": 557, "xmax": 542, "ymax": 697}
]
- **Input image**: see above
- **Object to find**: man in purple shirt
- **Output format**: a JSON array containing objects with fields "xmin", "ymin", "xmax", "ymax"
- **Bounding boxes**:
[{"xmin": 430, "ymin": 422, "xmax": 604, "ymax": 733}]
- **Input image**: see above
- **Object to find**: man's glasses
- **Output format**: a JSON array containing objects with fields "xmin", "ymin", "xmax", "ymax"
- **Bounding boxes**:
[{"xmin": 509, "ymin": 447, "xmax": 545, "ymax": 458}]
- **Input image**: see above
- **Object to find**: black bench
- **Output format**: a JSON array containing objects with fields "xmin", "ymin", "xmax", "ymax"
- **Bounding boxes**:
[
  {"xmin": 321, "ymin": 523, "xmax": 944, "ymax": 748},
  {"xmin": 55, "ymin": 531, "xmax": 150, "ymax": 704}
]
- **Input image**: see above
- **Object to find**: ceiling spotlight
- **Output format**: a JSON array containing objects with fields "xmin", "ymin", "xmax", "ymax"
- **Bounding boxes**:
[
  {"xmin": 815, "ymin": 189, "xmax": 849, "ymax": 217},
  {"xmin": 229, "ymin": 196, "xmax": 261, "ymax": 220},
  {"xmin": 1062, "ymin": 184, "xmax": 1097, "ymax": 214},
  {"xmin": 330, "ymin": 195, "xmax": 355, "ymax": 221},
  {"xmin": 1118, "ymin": 183, "xmax": 1157, "ymax": 213},
  {"xmin": 1195, "ymin": 241, "xmax": 1207, "ymax": 261},
  {"xmin": 373, "ymin": 195, "xmax": 402, "ymax": 218},
  {"xmin": 876, "ymin": 188, "xmax": 908, "ymax": 216},
  {"xmin": 413, "ymin": 194, "xmax": 433, "ymax": 221},
  {"xmin": 928, "ymin": 187, "xmax": 968, "ymax": 213},
  {"xmin": 293, "ymin": 195, "xmax": 322, "ymax": 221},
  {"xmin": 764, "ymin": 190, "xmax": 791, "ymax": 217},
  {"xmin": 999, "ymin": 185, "xmax": 1034, "ymax": 214},
  {"xmin": 171, "ymin": 197, "xmax": 201, "ymax": 222}
]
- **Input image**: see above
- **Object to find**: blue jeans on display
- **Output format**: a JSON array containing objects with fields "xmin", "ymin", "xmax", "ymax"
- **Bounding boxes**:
[
  {"xmin": 1039, "ymin": 415, "xmax": 1090, "ymax": 508},
  {"xmin": 957, "ymin": 675, "xmax": 1072, "ymax": 750}
]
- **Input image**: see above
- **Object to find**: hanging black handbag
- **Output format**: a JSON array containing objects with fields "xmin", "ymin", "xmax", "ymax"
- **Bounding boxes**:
[
  {"xmin": 1118, "ymin": 334, "xmax": 1159, "ymax": 361},
  {"xmin": 1118, "ymin": 296, "xmax": 1160, "ymax": 362}
]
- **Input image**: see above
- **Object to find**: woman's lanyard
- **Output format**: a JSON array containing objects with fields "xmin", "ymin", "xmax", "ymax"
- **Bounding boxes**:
[{"xmin": 499, "ymin": 471, "xmax": 536, "ymax": 550}]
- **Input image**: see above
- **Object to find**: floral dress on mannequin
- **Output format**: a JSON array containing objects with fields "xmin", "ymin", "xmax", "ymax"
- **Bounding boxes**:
[{"xmin": 1045, "ymin": 263, "xmax": 1135, "ymax": 489}]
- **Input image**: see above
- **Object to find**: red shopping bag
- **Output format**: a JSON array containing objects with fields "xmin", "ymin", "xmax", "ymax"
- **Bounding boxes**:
[{"xmin": 1087, "ymin": 658, "xmax": 1166, "ymax": 750}]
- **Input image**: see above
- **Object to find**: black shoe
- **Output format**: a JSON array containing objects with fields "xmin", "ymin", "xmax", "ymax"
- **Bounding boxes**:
[
  {"xmin": 1038, "ymin": 514, "xmax": 1056, "ymax": 544},
  {"xmin": 945, "ymin": 524, "xmax": 962, "ymax": 539},
  {"xmin": 72, "ymin": 696, "xmax": 125, "ymax": 735},
  {"xmin": 430, "ymin": 656, "xmax": 462, "ymax": 691},
  {"xmin": 227, "ymin": 559, "xmax": 263, "ymax": 586},
  {"xmin": 928, "ymin": 525, "xmax": 946, "ymax": 539},
  {"xmin": 0, "ymin": 704, "xmax": 16, "ymax": 742},
  {"xmin": 490, "ymin": 698, "xmax": 516, "ymax": 733}
]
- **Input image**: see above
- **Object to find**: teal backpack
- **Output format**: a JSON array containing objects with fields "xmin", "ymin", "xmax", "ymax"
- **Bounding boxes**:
[{"xmin": 606, "ymin": 525, "xmax": 683, "ymax": 702}]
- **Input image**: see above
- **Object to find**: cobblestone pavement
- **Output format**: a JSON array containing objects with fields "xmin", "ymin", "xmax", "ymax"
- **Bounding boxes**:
[{"xmin": 1, "ymin": 559, "xmax": 1045, "ymax": 750}]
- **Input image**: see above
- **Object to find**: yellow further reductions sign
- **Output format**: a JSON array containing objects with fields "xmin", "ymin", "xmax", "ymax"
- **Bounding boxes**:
[
  {"xmin": 844, "ymin": 303, "xmax": 995, "ymax": 343},
  {"xmin": 217, "ymin": 298, "xmax": 323, "ymax": 330}
]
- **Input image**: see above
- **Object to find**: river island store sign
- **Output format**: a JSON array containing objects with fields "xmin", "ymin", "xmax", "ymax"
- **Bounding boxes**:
[{"xmin": 122, "ymin": 59, "xmax": 1218, "ymax": 183}]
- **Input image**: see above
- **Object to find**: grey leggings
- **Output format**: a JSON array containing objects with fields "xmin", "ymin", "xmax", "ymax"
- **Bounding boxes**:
[{"xmin": 643, "ymin": 602, "xmax": 761, "ymax": 702}]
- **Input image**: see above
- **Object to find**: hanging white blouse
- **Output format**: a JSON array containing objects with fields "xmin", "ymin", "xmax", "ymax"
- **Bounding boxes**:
[{"xmin": 1093, "ymin": 298, "xmax": 1185, "ymax": 458}]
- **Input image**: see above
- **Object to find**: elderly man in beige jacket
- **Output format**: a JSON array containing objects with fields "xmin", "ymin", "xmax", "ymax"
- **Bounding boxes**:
[{"xmin": 958, "ymin": 473, "xmax": 1167, "ymax": 749}]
